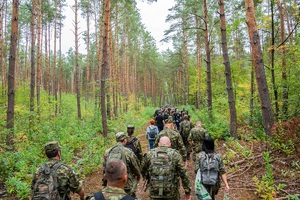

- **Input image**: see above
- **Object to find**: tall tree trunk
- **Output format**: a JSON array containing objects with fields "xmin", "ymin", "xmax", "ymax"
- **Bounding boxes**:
[
  {"xmin": 218, "ymin": 0, "xmax": 237, "ymax": 138},
  {"xmin": 59, "ymin": 2, "xmax": 63, "ymax": 110},
  {"xmin": 113, "ymin": 3, "xmax": 119, "ymax": 118},
  {"xmin": 245, "ymin": 0, "xmax": 274, "ymax": 135},
  {"xmin": 53, "ymin": 0, "xmax": 58, "ymax": 115},
  {"xmin": 277, "ymin": 0, "xmax": 288, "ymax": 119},
  {"xmin": 30, "ymin": 0, "xmax": 36, "ymax": 128},
  {"xmin": 0, "ymin": 3, "xmax": 3, "ymax": 97},
  {"xmin": 74, "ymin": 0, "xmax": 81, "ymax": 120},
  {"xmin": 6, "ymin": 0, "xmax": 19, "ymax": 146},
  {"xmin": 101, "ymin": 0, "xmax": 110, "ymax": 136},
  {"xmin": 270, "ymin": 0, "xmax": 279, "ymax": 119},
  {"xmin": 203, "ymin": 0, "xmax": 213, "ymax": 119},
  {"xmin": 195, "ymin": 15, "xmax": 202, "ymax": 109},
  {"xmin": 182, "ymin": 16, "xmax": 188, "ymax": 105},
  {"xmin": 85, "ymin": 0, "xmax": 90, "ymax": 109},
  {"xmin": 36, "ymin": 0, "xmax": 42, "ymax": 115}
]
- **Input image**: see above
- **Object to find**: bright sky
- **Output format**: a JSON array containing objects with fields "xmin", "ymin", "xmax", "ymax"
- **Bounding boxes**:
[{"xmin": 61, "ymin": 0, "xmax": 174, "ymax": 54}]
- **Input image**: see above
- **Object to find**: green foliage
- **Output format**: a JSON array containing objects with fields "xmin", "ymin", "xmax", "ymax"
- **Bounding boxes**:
[{"xmin": 253, "ymin": 152, "xmax": 286, "ymax": 200}]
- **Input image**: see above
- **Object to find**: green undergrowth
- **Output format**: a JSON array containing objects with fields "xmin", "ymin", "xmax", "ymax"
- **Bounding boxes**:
[{"xmin": 0, "ymin": 87, "xmax": 156, "ymax": 199}]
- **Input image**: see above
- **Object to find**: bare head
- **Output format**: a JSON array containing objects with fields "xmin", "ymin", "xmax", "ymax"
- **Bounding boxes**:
[
  {"xmin": 196, "ymin": 121, "xmax": 202, "ymax": 127},
  {"xmin": 158, "ymin": 136, "xmax": 171, "ymax": 147},
  {"xmin": 104, "ymin": 159, "xmax": 127, "ymax": 188}
]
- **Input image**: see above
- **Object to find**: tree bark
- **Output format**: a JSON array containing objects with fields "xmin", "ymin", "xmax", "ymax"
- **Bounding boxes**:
[
  {"xmin": 203, "ymin": 0, "xmax": 213, "ymax": 119},
  {"xmin": 277, "ymin": 0, "xmax": 288, "ymax": 119},
  {"xmin": 245, "ymin": 0, "xmax": 274, "ymax": 135},
  {"xmin": 7, "ymin": 0, "xmax": 19, "ymax": 146},
  {"xmin": 74, "ymin": 0, "xmax": 81, "ymax": 120},
  {"xmin": 30, "ymin": 0, "xmax": 36, "ymax": 126},
  {"xmin": 0, "ymin": 3, "xmax": 3, "ymax": 97},
  {"xmin": 101, "ymin": 0, "xmax": 110, "ymax": 136},
  {"xmin": 53, "ymin": 0, "xmax": 58, "ymax": 115},
  {"xmin": 36, "ymin": 0, "xmax": 42, "ymax": 115},
  {"xmin": 218, "ymin": 0, "xmax": 238, "ymax": 138}
]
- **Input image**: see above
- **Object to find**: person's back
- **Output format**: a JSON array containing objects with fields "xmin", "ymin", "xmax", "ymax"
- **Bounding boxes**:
[
  {"xmin": 30, "ymin": 141, "xmax": 84, "ymax": 200},
  {"xmin": 154, "ymin": 120, "xmax": 187, "ymax": 162},
  {"xmin": 194, "ymin": 136, "xmax": 229, "ymax": 200},
  {"xmin": 188, "ymin": 121, "xmax": 208, "ymax": 161},
  {"xmin": 155, "ymin": 113, "xmax": 165, "ymax": 132},
  {"xmin": 102, "ymin": 132, "xmax": 141, "ymax": 198},
  {"xmin": 141, "ymin": 136, "xmax": 191, "ymax": 200},
  {"xmin": 88, "ymin": 159, "xmax": 134, "ymax": 200}
]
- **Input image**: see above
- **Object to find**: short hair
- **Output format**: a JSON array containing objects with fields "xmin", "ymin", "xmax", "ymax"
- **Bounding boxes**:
[
  {"xmin": 150, "ymin": 119, "xmax": 155, "ymax": 125},
  {"xmin": 46, "ymin": 149, "xmax": 59, "ymax": 158},
  {"xmin": 105, "ymin": 159, "xmax": 127, "ymax": 183},
  {"xmin": 183, "ymin": 114, "xmax": 189, "ymax": 120}
]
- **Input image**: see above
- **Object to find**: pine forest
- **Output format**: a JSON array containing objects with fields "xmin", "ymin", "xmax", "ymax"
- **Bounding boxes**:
[{"xmin": 0, "ymin": 0, "xmax": 300, "ymax": 199}]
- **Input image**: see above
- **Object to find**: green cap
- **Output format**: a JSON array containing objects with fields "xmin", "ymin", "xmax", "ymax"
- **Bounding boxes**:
[
  {"xmin": 44, "ymin": 141, "xmax": 61, "ymax": 152},
  {"xmin": 116, "ymin": 132, "xmax": 127, "ymax": 141},
  {"xmin": 165, "ymin": 116, "xmax": 174, "ymax": 123}
]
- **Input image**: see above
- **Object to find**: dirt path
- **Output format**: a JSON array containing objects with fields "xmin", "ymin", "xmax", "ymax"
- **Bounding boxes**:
[{"xmin": 76, "ymin": 122, "xmax": 257, "ymax": 200}]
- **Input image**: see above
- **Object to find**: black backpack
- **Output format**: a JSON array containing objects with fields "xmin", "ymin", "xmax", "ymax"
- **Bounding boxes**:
[
  {"xmin": 124, "ymin": 137, "xmax": 138, "ymax": 156},
  {"xmin": 32, "ymin": 162, "xmax": 63, "ymax": 200}
]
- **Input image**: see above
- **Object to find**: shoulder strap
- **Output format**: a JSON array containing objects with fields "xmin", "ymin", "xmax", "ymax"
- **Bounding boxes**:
[
  {"xmin": 131, "ymin": 137, "xmax": 137, "ymax": 143},
  {"xmin": 93, "ymin": 191, "xmax": 105, "ymax": 200},
  {"xmin": 120, "ymin": 195, "xmax": 134, "ymax": 200},
  {"xmin": 51, "ymin": 162, "xmax": 62, "ymax": 171}
]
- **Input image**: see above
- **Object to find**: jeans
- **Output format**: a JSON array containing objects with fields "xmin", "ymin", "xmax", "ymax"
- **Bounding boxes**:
[{"xmin": 148, "ymin": 139, "xmax": 155, "ymax": 149}]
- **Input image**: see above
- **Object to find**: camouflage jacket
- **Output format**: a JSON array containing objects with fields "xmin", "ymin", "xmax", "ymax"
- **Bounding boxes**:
[
  {"xmin": 188, "ymin": 127, "xmax": 208, "ymax": 153},
  {"xmin": 141, "ymin": 145, "xmax": 191, "ymax": 198},
  {"xmin": 154, "ymin": 127, "xmax": 187, "ymax": 161},
  {"xmin": 102, "ymin": 143, "xmax": 141, "ymax": 192},
  {"xmin": 126, "ymin": 136, "xmax": 143, "ymax": 164},
  {"xmin": 179, "ymin": 120, "xmax": 193, "ymax": 138},
  {"xmin": 31, "ymin": 159, "xmax": 82, "ymax": 200},
  {"xmin": 87, "ymin": 186, "xmax": 132, "ymax": 200}
]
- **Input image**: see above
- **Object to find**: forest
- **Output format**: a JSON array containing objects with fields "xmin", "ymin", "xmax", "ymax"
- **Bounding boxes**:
[{"xmin": 0, "ymin": 0, "xmax": 300, "ymax": 199}]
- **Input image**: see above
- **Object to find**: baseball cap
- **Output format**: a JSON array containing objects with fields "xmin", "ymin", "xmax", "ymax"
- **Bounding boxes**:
[
  {"xmin": 116, "ymin": 132, "xmax": 127, "ymax": 141},
  {"xmin": 44, "ymin": 141, "xmax": 61, "ymax": 153}
]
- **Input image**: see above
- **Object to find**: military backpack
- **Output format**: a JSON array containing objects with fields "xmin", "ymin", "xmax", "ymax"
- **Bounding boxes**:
[
  {"xmin": 107, "ymin": 146, "xmax": 127, "ymax": 168},
  {"xmin": 182, "ymin": 121, "xmax": 191, "ymax": 137},
  {"xmin": 199, "ymin": 153, "xmax": 219, "ymax": 186},
  {"xmin": 32, "ymin": 162, "xmax": 63, "ymax": 200},
  {"xmin": 149, "ymin": 148, "xmax": 175, "ymax": 198}
]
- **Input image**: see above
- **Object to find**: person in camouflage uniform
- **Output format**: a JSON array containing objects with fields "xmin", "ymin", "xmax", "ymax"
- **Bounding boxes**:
[
  {"xmin": 125, "ymin": 125, "xmax": 143, "ymax": 164},
  {"xmin": 102, "ymin": 132, "xmax": 141, "ymax": 199},
  {"xmin": 142, "ymin": 136, "xmax": 191, "ymax": 200},
  {"xmin": 87, "ymin": 159, "xmax": 134, "ymax": 200},
  {"xmin": 179, "ymin": 114, "xmax": 193, "ymax": 160},
  {"xmin": 30, "ymin": 141, "xmax": 84, "ymax": 200},
  {"xmin": 194, "ymin": 136, "xmax": 229, "ymax": 200},
  {"xmin": 154, "ymin": 117, "xmax": 187, "ymax": 163},
  {"xmin": 188, "ymin": 120, "xmax": 208, "ymax": 162}
]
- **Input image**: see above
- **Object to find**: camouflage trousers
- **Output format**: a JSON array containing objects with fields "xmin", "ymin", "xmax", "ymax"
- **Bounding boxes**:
[{"xmin": 150, "ymin": 191, "xmax": 180, "ymax": 200}]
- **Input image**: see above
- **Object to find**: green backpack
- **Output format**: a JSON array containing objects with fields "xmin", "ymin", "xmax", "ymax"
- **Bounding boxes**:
[
  {"xmin": 32, "ymin": 162, "xmax": 63, "ymax": 200},
  {"xmin": 149, "ymin": 148, "xmax": 175, "ymax": 199},
  {"xmin": 182, "ymin": 121, "xmax": 191, "ymax": 137},
  {"xmin": 106, "ymin": 146, "xmax": 127, "ymax": 168}
]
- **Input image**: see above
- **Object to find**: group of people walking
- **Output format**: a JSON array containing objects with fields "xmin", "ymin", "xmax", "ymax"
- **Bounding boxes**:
[{"xmin": 29, "ymin": 106, "xmax": 229, "ymax": 200}]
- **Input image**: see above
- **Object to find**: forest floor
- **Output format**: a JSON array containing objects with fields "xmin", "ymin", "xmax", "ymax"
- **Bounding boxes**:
[
  {"xmin": 2, "ymin": 120, "xmax": 300, "ymax": 200},
  {"xmin": 72, "ymin": 120, "xmax": 300, "ymax": 200}
]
